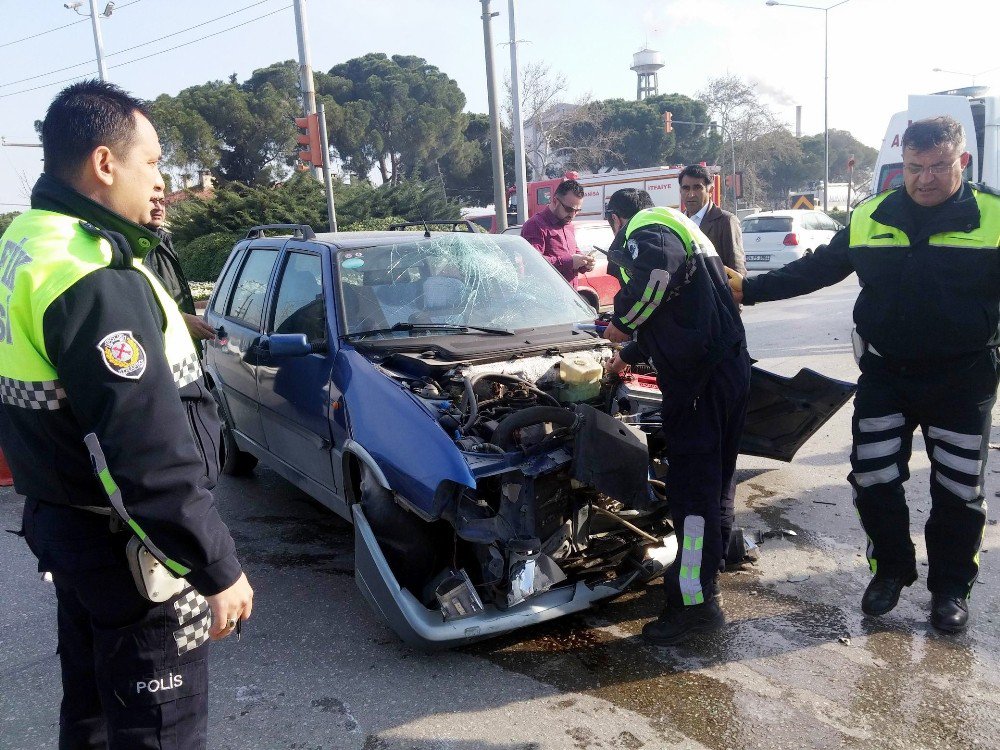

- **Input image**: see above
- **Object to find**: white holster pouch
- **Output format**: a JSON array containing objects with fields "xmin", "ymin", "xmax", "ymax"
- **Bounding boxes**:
[
  {"xmin": 126, "ymin": 536, "xmax": 188, "ymax": 603},
  {"xmin": 851, "ymin": 327, "xmax": 866, "ymax": 366}
]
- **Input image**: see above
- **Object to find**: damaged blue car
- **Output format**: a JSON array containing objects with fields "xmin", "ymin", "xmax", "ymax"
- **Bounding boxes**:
[{"xmin": 203, "ymin": 224, "xmax": 854, "ymax": 648}]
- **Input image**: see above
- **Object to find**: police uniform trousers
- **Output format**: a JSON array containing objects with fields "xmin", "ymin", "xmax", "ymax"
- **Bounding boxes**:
[
  {"xmin": 850, "ymin": 348, "xmax": 998, "ymax": 598},
  {"xmin": 23, "ymin": 500, "xmax": 210, "ymax": 750},
  {"xmin": 659, "ymin": 349, "xmax": 751, "ymax": 607}
]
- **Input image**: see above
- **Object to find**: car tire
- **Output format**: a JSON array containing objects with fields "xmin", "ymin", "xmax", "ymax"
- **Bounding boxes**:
[
  {"xmin": 211, "ymin": 386, "xmax": 258, "ymax": 476},
  {"xmin": 359, "ymin": 464, "xmax": 446, "ymax": 600}
]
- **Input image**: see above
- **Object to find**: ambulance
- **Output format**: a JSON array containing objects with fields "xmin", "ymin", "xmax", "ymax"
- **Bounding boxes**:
[
  {"xmin": 871, "ymin": 90, "xmax": 1000, "ymax": 194},
  {"xmin": 524, "ymin": 165, "xmax": 722, "ymax": 222}
]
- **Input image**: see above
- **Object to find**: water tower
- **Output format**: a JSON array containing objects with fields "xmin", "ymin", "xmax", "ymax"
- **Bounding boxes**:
[{"xmin": 631, "ymin": 47, "xmax": 664, "ymax": 101}]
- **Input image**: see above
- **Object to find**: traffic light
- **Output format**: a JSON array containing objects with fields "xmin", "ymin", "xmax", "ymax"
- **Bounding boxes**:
[
  {"xmin": 663, "ymin": 111, "xmax": 673, "ymax": 134},
  {"xmin": 294, "ymin": 113, "xmax": 322, "ymax": 165}
]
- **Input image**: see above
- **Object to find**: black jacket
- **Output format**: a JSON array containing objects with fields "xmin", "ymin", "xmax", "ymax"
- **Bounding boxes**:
[
  {"xmin": 1, "ymin": 175, "xmax": 240, "ymax": 596},
  {"xmin": 743, "ymin": 182, "xmax": 1000, "ymax": 361},
  {"xmin": 609, "ymin": 218, "xmax": 745, "ymax": 389},
  {"xmin": 144, "ymin": 229, "xmax": 196, "ymax": 315}
]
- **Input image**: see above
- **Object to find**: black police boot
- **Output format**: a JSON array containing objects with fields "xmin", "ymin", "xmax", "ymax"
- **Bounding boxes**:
[
  {"xmin": 861, "ymin": 571, "xmax": 918, "ymax": 616},
  {"xmin": 642, "ymin": 600, "xmax": 725, "ymax": 646},
  {"xmin": 930, "ymin": 595, "xmax": 969, "ymax": 633}
]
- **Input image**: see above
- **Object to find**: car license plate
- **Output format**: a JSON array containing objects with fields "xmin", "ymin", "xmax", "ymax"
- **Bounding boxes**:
[{"xmin": 746, "ymin": 254, "xmax": 771, "ymax": 263}]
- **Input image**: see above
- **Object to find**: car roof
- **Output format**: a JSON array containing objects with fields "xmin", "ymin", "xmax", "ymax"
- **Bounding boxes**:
[
  {"xmin": 742, "ymin": 210, "xmax": 831, "ymax": 219},
  {"xmin": 305, "ymin": 231, "xmax": 500, "ymax": 250}
]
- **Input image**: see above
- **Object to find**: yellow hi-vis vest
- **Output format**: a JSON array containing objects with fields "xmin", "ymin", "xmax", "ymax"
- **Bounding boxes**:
[
  {"xmin": 849, "ymin": 187, "xmax": 1000, "ymax": 251},
  {"xmin": 0, "ymin": 209, "xmax": 201, "ymax": 410}
]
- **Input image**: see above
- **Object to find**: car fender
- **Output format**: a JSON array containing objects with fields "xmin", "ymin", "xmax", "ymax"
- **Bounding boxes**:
[{"xmin": 336, "ymin": 348, "xmax": 475, "ymax": 517}]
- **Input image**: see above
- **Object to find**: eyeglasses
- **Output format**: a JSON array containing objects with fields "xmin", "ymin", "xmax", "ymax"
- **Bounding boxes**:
[
  {"xmin": 904, "ymin": 160, "xmax": 960, "ymax": 176},
  {"xmin": 554, "ymin": 196, "xmax": 583, "ymax": 215}
]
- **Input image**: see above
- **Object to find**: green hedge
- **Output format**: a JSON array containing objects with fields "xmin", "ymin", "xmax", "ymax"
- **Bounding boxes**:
[{"xmin": 177, "ymin": 231, "xmax": 241, "ymax": 282}]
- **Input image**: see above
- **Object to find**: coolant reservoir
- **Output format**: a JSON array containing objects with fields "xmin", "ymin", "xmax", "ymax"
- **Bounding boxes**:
[{"xmin": 558, "ymin": 354, "xmax": 603, "ymax": 403}]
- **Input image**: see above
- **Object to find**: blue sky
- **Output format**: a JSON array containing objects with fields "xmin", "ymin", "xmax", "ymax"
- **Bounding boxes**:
[{"xmin": 1, "ymin": 0, "xmax": 995, "ymax": 209}]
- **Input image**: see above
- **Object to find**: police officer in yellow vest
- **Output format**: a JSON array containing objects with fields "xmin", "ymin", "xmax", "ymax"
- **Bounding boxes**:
[
  {"xmin": 728, "ymin": 116, "xmax": 1000, "ymax": 634},
  {"xmin": 603, "ymin": 189, "xmax": 750, "ymax": 646},
  {"xmin": 0, "ymin": 81, "xmax": 253, "ymax": 747}
]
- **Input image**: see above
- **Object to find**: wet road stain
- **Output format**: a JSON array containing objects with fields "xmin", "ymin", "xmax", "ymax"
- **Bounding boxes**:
[{"xmin": 466, "ymin": 569, "xmax": 999, "ymax": 750}]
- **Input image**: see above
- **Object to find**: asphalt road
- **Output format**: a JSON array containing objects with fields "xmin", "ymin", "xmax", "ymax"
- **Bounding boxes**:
[{"xmin": 2, "ymin": 275, "xmax": 999, "ymax": 749}]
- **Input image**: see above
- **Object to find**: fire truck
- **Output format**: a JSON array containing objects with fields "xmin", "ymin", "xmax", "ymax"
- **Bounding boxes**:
[{"xmin": 524, "ymin": 165, "xmax": 722, "ymax": 222}]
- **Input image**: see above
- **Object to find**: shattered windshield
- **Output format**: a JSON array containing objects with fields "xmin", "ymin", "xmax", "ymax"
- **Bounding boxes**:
[{"xmin": 336, "ymin": 234, "xmax": 596, "ymax": 335}]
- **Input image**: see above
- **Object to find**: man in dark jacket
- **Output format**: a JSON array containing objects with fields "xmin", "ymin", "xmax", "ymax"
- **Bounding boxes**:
[
  {"xmin": 727, "ymin": 116, "xmax": 1000, "ymax": 633},
  {"xmin": 145, "ymin": 198, "xmax": 217, "ymax": 342},
  {"xmin": 603, "ymin": 189, "xmax": 750, "ymax": 645},
  {"xmin": 680, "ymin": 164, "xmax": 745, "ymax": 275},
  {"xmin": 0, "ymin": 80, "xmax": 252, "ymax": 748}
]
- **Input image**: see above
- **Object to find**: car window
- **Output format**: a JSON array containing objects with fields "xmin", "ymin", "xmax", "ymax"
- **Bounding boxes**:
[
  {"xmin": 877, "ymin": 163, "xmax": 904, "ymax": 192},
  {"xmin": 816, "ymin": 214, "xmax": 840, "ymax": 231},
  {"xmin": 226, "ymin": 248, "xmax": 278, "ymax": 330},
  {"xmin": 742, "ymin": 217, "xmax": 793, "ymax": 233},
  {"xmin": 272, "ymin": 252, "xmax": 326, "ymax": 343},
  {"xmin": 798, "ymin": 214, "xmax": 820, "ymax": 231},
  {"xmin": 211, "ymin": 247, "xmax": 243, "ymax": 315},
  {"xmin": 336, "ymin": 234, "xmax": 594, "ymax": 336}
]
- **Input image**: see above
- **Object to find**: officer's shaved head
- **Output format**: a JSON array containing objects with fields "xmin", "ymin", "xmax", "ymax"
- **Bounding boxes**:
[{"xmin": 41, "ymin": 80, "xmax": 152, "ymax": 182}]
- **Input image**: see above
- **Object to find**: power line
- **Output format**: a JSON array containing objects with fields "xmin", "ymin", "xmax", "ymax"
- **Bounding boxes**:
[
  {"xmin": 0, "ymin": 0, "xmax": 143, "ymax": 51},
  {"xmin": 0, "ymin": 5, "xmax": 292, "ymax": 100},
  {"xmin": 1, "ymin": 0, "xmax": 277, "ymax": 90}
]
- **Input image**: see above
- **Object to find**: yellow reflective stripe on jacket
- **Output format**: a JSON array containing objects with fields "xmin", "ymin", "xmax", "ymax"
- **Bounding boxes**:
[{"xmin": 850, "ymin": 188, "xmax": 1000, "ymax": 250}]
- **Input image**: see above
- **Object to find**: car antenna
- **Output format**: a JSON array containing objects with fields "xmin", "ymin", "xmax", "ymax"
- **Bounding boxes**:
[{"xmin": 421, "ymin": 218, "xmax": 431, "ymax": 238}]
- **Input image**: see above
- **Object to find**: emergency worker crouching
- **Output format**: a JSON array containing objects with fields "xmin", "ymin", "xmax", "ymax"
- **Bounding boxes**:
[
  {"xmin": 0, "ymin": 80, "xmax": 252, "ymax": 748},
  {"xmin": 603, "ymin": 189, "xmax": 750, "ymax": 645},
  {"xmin": 727, "ymin": 115, "xmax": 1000, "ymax": 633}
]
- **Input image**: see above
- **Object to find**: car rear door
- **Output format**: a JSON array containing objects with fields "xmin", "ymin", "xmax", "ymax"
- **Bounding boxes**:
[
  {"xmin": 255, "ymin": 245, "xmax": 340, "ymax": 498},
  {"xmin": 205, "ymin": 242, "xmax": 282, "ymax": 449}
]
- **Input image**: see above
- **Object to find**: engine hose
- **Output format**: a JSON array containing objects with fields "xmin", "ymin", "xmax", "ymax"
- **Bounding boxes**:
[
  {"xmin": 469, "ymin": 373, "xmax": 560, "ymax": 408},
  {"xmin": 460, "ymin": 376, "xmax": 478, "ymax": 432},
  {"xmin": 591, "ymin": 506, "xmax": 661, "ymax": 544},
  {"xmin": 492, "ymin": 405, "xmax": 578, "ymax": 450}
]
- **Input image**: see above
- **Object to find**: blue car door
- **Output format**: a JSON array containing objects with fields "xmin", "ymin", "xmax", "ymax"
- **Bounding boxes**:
[
  {"xmin": 256, "ymin": 246, "xmax": 341, "ymax": 503},
  {"xmin": 204, "ymin": 243, "xmax": 281, "ymax": 449}
]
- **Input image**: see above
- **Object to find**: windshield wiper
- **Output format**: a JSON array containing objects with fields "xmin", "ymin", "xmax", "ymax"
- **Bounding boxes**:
[{"xmin": 344, "ymin": 322, "xmax": 514, "ymax": 339}]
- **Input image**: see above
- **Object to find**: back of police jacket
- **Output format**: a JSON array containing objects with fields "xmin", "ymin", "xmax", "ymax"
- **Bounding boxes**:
[
  {"xmin": 609, "ymin": 207, "xmax": 745, "ymax": 388},
  {"xmin": 742, "ymin": 182, "xmax": 1000, "ymax": 361},
  {"xmin": 0, "ymin": 175, "xmax": 240, "ymax": 596}
]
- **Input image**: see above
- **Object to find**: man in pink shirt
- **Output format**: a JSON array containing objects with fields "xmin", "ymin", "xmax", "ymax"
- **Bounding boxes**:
[{"xmin": 521, "ymin": 179, "xmax": 595, "ymax": 285}]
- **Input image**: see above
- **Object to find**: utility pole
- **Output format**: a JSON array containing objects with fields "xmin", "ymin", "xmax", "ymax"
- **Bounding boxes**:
[
  {"xmin": 480, "ymin": 0, "xmax": 508, "ymax": 232},
  {"xmin": 292, "ymin": 0, "xmax": 321, "ymax": 179},
  {"xmin": 66, "ymin": 1, "xmax": 113, "ymax": 80},
  {"xmin": 507, "ymin": 0, "xmax": 528, "ymax": 225},
  {"xmin": 318, "ymin": 103, "xmax": 338, "ymax": 232}
]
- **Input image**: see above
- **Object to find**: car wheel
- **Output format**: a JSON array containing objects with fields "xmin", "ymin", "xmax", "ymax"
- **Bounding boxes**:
[
  {"xmin": 211, "ymin": 386, "xmax": 258, "ymax": 476},
  {"xmin": 359, "ymin": 464, "xmax": 446, "ymax": 600}
]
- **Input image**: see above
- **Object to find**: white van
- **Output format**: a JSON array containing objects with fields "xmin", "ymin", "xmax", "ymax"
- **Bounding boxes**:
[{"xmin": 872, "ymin": 92, "xmax": 1000, "ymax": 194}]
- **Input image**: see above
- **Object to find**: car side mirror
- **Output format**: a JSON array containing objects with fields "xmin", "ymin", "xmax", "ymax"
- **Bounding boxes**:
[{"xmin": 267, "ymin": 333, "xmax": 312, "ymax": 357}]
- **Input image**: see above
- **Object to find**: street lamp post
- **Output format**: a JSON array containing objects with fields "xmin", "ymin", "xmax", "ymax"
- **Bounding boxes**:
[
  {"xmin": 932, "ymin": 65, "xmax": 1000, "ymax": 87},
  {"xmin": 65, "ymin": 1, "xmax": 116, "ymax": 82},
  {"xmin": 765, "ymin": 0, "xmax": 851, "ymax": 213}
]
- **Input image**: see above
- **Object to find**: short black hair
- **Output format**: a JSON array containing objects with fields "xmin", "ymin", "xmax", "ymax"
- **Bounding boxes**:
[
  {"xmin": 555, "ymin": 179, "xmax": 585, "ymax": 199},
  {"xmin": 605, "ymin": 189, "xmax": 653, "ymax": 222},
  {"xmin": 901, "ymin": 116, "xmax": 966, "ymax": 155},
  {"xmin": 678, "ymin": 164, "xmax": 712, "ymax": 185},
  {"xmin": 41, "ymin": 79, "xmax": 151, "ymax": 181}
]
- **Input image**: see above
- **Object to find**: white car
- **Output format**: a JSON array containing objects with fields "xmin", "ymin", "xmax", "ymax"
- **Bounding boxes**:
[{"xmin": 741, "ymin": 210, "xmax": 842, "ymax": 271}]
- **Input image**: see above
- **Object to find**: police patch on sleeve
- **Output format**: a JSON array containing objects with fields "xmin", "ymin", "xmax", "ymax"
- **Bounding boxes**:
[
  {"xmin": 627, "ymin": 238, "xmax": 639, "ymax": 259},
  {"xmin": 97, "ymin": 331, "xmax": 147, "ymax": 380}
]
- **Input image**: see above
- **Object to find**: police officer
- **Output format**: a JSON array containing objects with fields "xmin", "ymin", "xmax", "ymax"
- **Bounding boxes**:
[
  {"xmin": 144, "ymin": 198, "xmax": 217, "ymax": 345},
  {"xmin": 0, "ymin": 81, "xmax": 253, "ymax": 746},
  {"xmin": 727, "ymin": 115, "xmax": 1000, "ymax": 633},
  {"xmin": 603, "ymin": 189, "xmax": 750, "ymax": 645}
]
